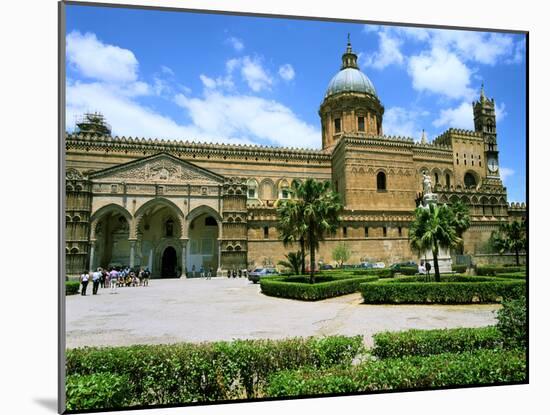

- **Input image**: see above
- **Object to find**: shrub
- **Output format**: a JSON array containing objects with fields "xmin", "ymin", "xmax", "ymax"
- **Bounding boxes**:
[
  {"xmin": 266, "ymin": 348, "xmax": 527, "ymax": 397},
  {"xmin": 66, "ymin": 335, "xmax": 364, "ymax": 407},
  {"xmin": 397, "ymin": 266, "xmax": 418, "ymax": 275},
  {"xmin": 372, "ymin": 326, "xmax": 502, "ymax": 359},
  {"xmin": 260, "ymin": 275, "xmax": 378, "ymax": 301},
  {"xmin": 359, "ymin": 278, "xmax": 525, "ymax": 304},
  {"xmin": 452, "ymin": 264, "xmax": 468, "ymax": 273},
  {"xmin": 476, "ymin": 265, "xmax": 525, "ymax": 276},
  {"xmin": 493, "ymin": 272, "xmax": 526, "ymax": 280},
  {"xmin": 66, "ymin": 372, "xmax": 132, "ymax": 411},
  {"xmin": 352, "ymin": 268, "xmax": 393, "ymax": 278},
  {"xmin": 496, "ymin": 296, "xmax": 527, "ymax": 348},
  {"xmin": 65, "ymin": 281, "xmax": 80, "ymax": 295}
]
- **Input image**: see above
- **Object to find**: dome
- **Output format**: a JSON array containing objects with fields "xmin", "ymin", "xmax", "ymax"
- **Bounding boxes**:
[{"xmin": 325, "ymin": 67, "xmax": 377, "ymax": 98}]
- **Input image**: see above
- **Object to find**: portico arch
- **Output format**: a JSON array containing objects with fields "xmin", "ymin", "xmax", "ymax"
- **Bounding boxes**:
[{"xmin": 186, "ymin": 206, "xmax": 222, "ymax": 277}]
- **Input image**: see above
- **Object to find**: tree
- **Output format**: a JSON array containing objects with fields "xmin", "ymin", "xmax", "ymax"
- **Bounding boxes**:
[
  {"xmin": 332, "ymin": 243, "xmax": 351, "ymax": 268},
  {"xmin": 448, "ymin": 201, "xmax": 471, "ymax": 255},
  {"xmin": 491, "ymin": 220, "xmax": 527, "ymax": 266},
  {"xmin": 409, "ymin": 203, "xmax": 461, "ymax": 282},
  {"xmin": 277, "ymin": 251, "xmax": 302, "ymax": 275},
  {"xmin": 298, "ymin": 179, "xmax": 343, "ymax": 283},
  {"xmin": 277, "ymin": 183, "xmax": 307, "ymax": 274}
]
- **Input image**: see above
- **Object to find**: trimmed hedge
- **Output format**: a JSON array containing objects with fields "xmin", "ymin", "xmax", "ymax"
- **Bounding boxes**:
[
  {"xmin": 452, "ymin": 264, "xmax": 468, "ymax": 273},
  {"xmin": 66, "ymin": 335, "xmax": 363, "ymax": 408},
  {"xmin": 260, "ymin": 275, "xmax": 379, "ymax": 301},
  {"xmin": 352, "ymin": 268, "xmax": 393, "ymax": 278},
  {"xmin": 372, "ymin": 326, "xmax": 502, "ymax": 359},
  {"xmin": 360, "ymin": 278, "xmax": 525, "ymax": 304},
  {"xmin": 476, "ymin": 265, "xmax": 526, "ymax": 276},
  {"xmin": 66, "ymin": 373, "xmax": 132, "ymax": 411},
  {"xmin": 65, "ymin": 281, "xmax": 80, "ymax": 295},
  {"xmin": 266, "ymin": 348, "xmax": 526, "ymax": 397},
  {"xmin": 497, "ymin": 296, "xmax": 527, "ymax": 348},
  {"xmin": 493, "ymin": 272, "xmax": 526, "ymax": 280},
  {"xmin": 397, "ymin": 266, "xmax": 418, "ymax": 275}
]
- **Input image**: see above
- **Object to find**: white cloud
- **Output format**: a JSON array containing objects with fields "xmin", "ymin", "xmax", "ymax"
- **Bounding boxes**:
[
  {"xmin": 161, "ymin": 65, "xmax": 174, "ymax": 76},
  {"xmin": 362, "ymin": 31, "xmax": 404, "ymax": 70},
  {"xmin": 240, "ymin": 56, "xmax": 273, "ymax": 92},
  {"xmin": 174, "ymin": 91, "xmax": 320, "ymax": 148},
  {"xmin": 433, "ymin": 100, "xmax": 507, "ymax": 130},
  {"xmin": 383, "ymin": 107, "xmax": 429, "ymax": 139},
  {"xmin": 278, "ymin": 64, "xmax": 295, "ymax": 81},
  {"xmin": 66, "ymin": 31, "xmax": 138, "ymax": 83},
  {"xmin": 408, "ymin": 47, "xmax": 475, "ymax": 100},
  {"xmin": 431, "ymin": 30, "xmax": 513, "ymax": 66},
  {"xmin": 499, "ymin": 167, "xmax": 514, "ymax": 184},
  {"xmin": 226, "ymin": 36, "xmax": 244, "ymax": 52}
]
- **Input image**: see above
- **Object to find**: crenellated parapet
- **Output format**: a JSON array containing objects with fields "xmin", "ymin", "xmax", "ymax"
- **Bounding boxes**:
[{"xmin": 66, "ymin": 133, "xmax": 330, "ymax": 163}]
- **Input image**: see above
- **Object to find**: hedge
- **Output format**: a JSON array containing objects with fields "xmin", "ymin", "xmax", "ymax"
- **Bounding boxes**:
[
  {"xmin": 66, "ymin": 335, "xmax": 363, "ymax": 408},
  {"xmin": 452, "ymin": 264, "xmax": 468, "ymax": 273},
  {"xmin": 260, "ymin": 275, "xmax": 379, "ymax": 301},
  {"xmin": 476, "ymin": 265, "xmax": 526, "ymax": 276},
  {"xmin": 266, "ymin": 348, "xmax": 526, "ymax": 397},
  {"xmin": 497, "ymin": 296, "xmax": 527, "ymax": 348},
  {"xmin": 65, "ymin": 281, "xmax": 80, "ymax": 295},
  {"xmin": 397, "ymin": 266, "xmax": 418, "ymax": 275},
  {"xmin": 372, "ymin": 326, "xmax": 503, "ymax": 359},
  {"xmin": 493, "ymin": 272, "xmax": 527, "ymax": 280},
  {"xmin": 359, "ymin": 278, "xmax": 525, "ymax": 304},
  {"xmin": 352, "ymin": 268, "xmax": 393, "ymax": 278},
  {"xmin": 66, "ymin": 373, "xmax": 132, "ymax": 411}
]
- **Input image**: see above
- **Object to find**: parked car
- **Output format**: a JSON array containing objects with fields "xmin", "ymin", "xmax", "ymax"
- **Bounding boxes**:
[
  {"xmin": 389, "ymin": 261, "xmax": 418, "ymax": 271},
  {"xmin": 248, "ymin": 267, "xmax": 279, "ymax": 283},
  {"xmin": 372, "ymin": 262, "xmax": 386, "ymax": 269},
  {"xmin": 360, "ymin": 262, "xmax": 374, "ymax": 269},
  {"xmin": 320, "ymin": 264, "xmax": 334, "ymax": 270}
]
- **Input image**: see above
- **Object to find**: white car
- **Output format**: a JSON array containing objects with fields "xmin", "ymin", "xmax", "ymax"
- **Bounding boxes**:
[{"xmin": 372, "ymin": 262, "xmax": 386, "ymax": 269}]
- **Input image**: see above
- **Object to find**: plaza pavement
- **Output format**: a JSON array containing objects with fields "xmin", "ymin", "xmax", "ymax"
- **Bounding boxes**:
[{"xmin": 66, "ymin": 277, "xmax": 500, "ymax": 349}]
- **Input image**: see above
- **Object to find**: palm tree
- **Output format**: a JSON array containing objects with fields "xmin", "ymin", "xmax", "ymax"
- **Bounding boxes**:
[
  {"xmin": 492, "ymin": 220, "xmax": 527, "ymax": 266},
  {"xmin": 448, "ymin": 201, "xmax": 471, "ymax": 255},
  {"xmin": 277, "ymin": 192, "xmax": 307, "ymax": 274},
  {"xmin": 298, "ymin": 179, "xmax": 343, "ymax": 283},
  {"xmin": 409, "ymin": 204, "xmax": 461, "ymax": 282},
  {"xmin": 277, "ymin": 252, "xmax": 302, "ymax": 275}
]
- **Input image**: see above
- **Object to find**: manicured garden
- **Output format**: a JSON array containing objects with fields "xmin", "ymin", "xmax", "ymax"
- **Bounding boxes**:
[{"xmin": 65, "ymin": 296, "xmax": 527, "ymax": 411}]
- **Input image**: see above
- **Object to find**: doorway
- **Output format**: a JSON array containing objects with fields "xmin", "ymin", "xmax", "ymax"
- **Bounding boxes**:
[{"xmin": 161, "ymin": 246, "xmax": 177, "ymax": 277}]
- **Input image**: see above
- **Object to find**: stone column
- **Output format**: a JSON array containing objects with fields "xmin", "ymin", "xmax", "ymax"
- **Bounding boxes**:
[
  {"xmin": 89, "ymin": 239, "xmax": 96, "ymax": 271},
  {"xmin": 147, "ymin": 248, "xmax": 153, "ymax": 272},
  {"xmin": 180, "ymin": 239, "xmax": 188, "ymax": 279},
  {"xmin": 129, "ymin": 239, "xmax": 136, "ymax": 268},
  {"xmin": 217, "ymin": 240, "xmax": 223, "ymax": 277}
]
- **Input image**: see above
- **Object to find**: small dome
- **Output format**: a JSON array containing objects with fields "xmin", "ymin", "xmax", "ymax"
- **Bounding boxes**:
[{"xmin": 325, "ymin": 67, "xmax": 377, "ymax": 98}]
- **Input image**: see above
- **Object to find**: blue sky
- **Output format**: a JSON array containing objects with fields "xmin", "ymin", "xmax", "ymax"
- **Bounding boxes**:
[{"xmin": 65, "ymin": 4, "xmax": 526, "ymax": 202}]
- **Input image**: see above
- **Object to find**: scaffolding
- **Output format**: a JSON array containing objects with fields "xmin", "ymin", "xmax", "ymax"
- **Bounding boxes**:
[{"xmin": 75, "ymin": 112, "xmax": 112, "ymax": 136}]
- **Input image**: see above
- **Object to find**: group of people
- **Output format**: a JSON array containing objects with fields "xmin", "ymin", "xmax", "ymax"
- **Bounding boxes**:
[
  {"xmin": 417, "ymin": 260, "xmax": 432, "ymax": 275},
  {"xmin": 79, "ymin": 266, "xmax": 151, "ymax": 295},
  {"xmin": 188, "ymin": 265, "xmax": 214, "ymax": 279}
]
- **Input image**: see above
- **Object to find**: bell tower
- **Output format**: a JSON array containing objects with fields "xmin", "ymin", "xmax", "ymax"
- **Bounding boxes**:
[{"xmin": 473, "ymin": 84, "xmax": 500, "ymax": 178}]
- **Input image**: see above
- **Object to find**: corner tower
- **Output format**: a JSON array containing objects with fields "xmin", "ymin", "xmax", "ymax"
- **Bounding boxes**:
[
  {"xmin": 319, "ymin": 37, "xmax": 384, "ymax": 151},
  {"xmin": 473, "ymin": 85, "xmax": 500, "ymax": 179}
]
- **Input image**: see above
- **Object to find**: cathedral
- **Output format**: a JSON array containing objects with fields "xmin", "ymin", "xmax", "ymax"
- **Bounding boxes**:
[{"xmin": 64, "ymin": 40, "xmax": 525, "ymax": 277}]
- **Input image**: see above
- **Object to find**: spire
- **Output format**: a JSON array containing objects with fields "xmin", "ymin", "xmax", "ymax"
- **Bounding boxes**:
[
  {"xmin": 421, "ymin": 129, "xmax": 427, "ymax": 144},
  {"xmin": 480, "ymin": 83, "xmax": 486, "ymax": 101},
  {"xmin": 341, "ymin": 34, "xmax": 359, "ymax": 69}
]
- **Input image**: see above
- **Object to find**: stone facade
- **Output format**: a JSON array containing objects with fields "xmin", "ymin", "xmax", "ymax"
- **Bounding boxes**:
[{"xmin": 64, "ymin": 43, "xmax": 526, "ymax": 277}]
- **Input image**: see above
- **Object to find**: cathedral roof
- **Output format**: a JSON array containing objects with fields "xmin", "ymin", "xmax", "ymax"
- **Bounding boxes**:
[{"xmin": 325, "ymin": 37, "xmax": 377, "ymax": 98}]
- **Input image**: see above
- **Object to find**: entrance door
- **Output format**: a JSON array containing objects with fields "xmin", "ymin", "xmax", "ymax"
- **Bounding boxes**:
[{"xmin": 161, "ymin": 246, "xmax": 177, "ymax": 277}]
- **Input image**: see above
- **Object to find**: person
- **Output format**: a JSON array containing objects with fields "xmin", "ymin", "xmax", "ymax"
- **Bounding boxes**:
[
  {"xmin": 207, "ymin": 267, "xmax": 213, "ymax": 280},
  {"xmin": 80, "ymin": 271, "xmax": 89, "ymax": 296},
  {"xmin": 425, "ymin": 261, "xmax": 432, "ymax": 277},
  {"xmin": 99, "ymin": 269, "xmax": 105, "ymax": 288},
  {"xmin": 109, "ymin": 267, "xmax": 119, "ymax": 293},
  {"xmin": 238, "ymin": 269, "xmax": 242, "ymax": 278},
  {"xmin": 200, "ymin": 265, "xmax": 205, "ymax": 279},
  {"xmin": 143, "ymin": 268, "xmax": 150, "ymax": 287},
  {"xmin": 191, "ymin": 264, "xmax": 196, "ymax": 278},
  {"xmin": 418, "ymin": 260, "xmax": 426, "ymax": 275},
  {"xmin": 92, "ymin": 267, "xmax": 102, "ymax": 295}
]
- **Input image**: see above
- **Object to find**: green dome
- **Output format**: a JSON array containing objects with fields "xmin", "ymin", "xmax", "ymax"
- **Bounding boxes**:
[{"xmin": 325, "ymin": 67, "xmax": 377, "ymax": 98}]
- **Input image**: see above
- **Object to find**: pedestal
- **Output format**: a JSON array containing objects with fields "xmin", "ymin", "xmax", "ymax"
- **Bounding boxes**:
[{"xmin": 422, "ymin": 246, "xmax": 453, "ymax": 274}]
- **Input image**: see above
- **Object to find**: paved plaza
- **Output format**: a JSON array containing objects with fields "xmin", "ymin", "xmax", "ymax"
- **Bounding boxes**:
[{"xmin": 66, "ymin": 278, "xmax": 501, "ymax": 349}]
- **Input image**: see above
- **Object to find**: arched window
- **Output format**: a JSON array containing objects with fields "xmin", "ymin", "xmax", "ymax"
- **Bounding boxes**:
[
  {"xmin": 434, "ymin": 173, "xmax": 439, "ymax": 185},
  {"xmin": 376, "ymin": 171, "xmax": 386, "ymax": 191},
  {"xmin": 165, "ymin": 218, "xmax": 174, "ymax": 237},
  {"xmin": 464, "ymin": 173, "xmax": 477, "ymax": 188},
  {"xmin": 446, "ymin": 174, "xmax": 451, "ymax": 188}
]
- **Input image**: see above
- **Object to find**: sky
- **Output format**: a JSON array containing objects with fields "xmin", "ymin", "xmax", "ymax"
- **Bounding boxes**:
[{"xmin": 65, "ymin": 4, "xmax": 527, "ymax": 202}]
